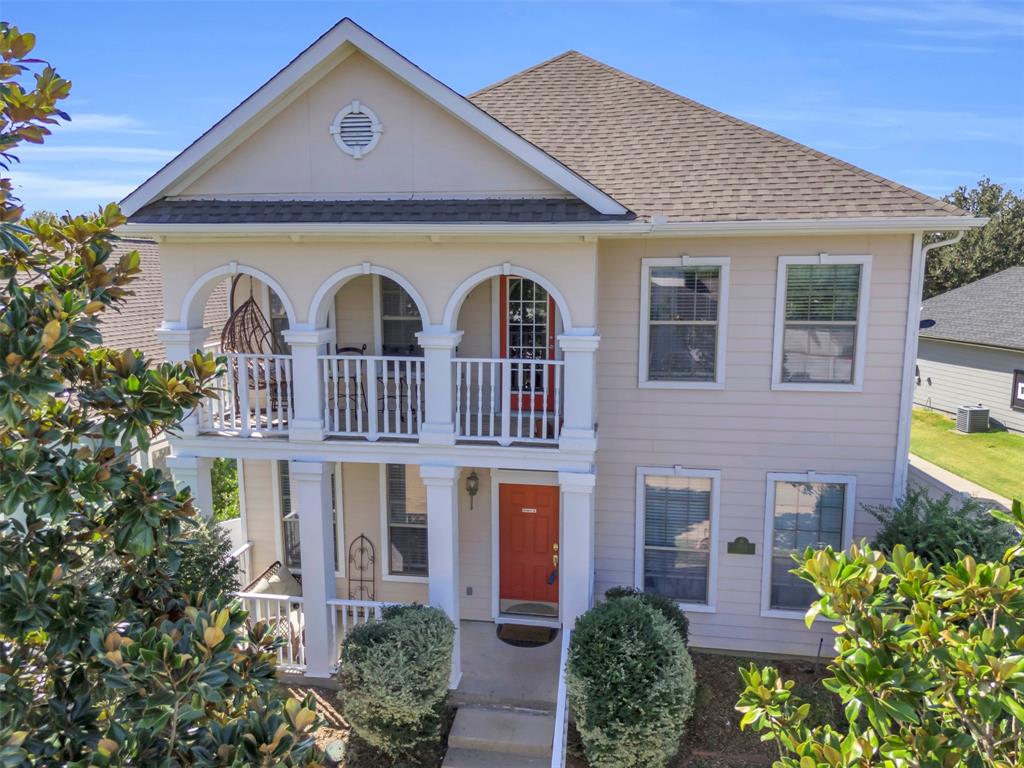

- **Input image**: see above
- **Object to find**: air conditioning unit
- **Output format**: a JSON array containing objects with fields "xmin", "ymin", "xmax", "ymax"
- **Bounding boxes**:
[{"xmin": 956, "ymin": 404, "xmax": 989, "ymax": 433}]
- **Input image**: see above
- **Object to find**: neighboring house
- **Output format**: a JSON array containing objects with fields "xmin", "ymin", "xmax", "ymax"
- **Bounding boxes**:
[
  {"xmin": 915, "ymin": 267, "xmax": 1024, "ymax": 432},
  {"xmin": 118, "ymin": 19, "xmax": 985, "ymax": 745}
]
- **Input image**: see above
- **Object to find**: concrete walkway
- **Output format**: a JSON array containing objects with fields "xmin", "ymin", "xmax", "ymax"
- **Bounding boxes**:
[{"xmin": 908, "ymin": 454, "xmax": 1013, "ymax": 510}]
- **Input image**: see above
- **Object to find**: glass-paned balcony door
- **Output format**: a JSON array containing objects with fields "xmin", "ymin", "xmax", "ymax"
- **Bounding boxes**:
[{"xmin": 501, "ymin": 277, "xmax": 556, "ymax": 412}]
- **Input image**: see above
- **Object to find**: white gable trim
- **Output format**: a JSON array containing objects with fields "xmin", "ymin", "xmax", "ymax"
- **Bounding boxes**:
[{"xmin": 121, "ymin": 19, "xmax": 626, "ymax": 217}]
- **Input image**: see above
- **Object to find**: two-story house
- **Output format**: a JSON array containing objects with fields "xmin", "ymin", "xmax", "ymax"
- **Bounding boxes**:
[{"xmin": 121, "ymin": 19, "xmax": 984, "ymax": 697}]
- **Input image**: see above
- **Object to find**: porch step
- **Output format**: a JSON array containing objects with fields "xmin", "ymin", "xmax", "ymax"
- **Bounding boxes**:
[
  {"xmin": 442, "ymin": 747, "xmax": 548, "ymax": 768},
  {"xmin": 446, "ymin": 705, "xmax": 554, "ymax": 759}
]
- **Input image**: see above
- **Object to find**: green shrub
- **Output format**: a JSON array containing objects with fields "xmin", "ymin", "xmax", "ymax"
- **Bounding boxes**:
[
  {"xmin": 567, "ymin": 597, "xmax": 695, "ymax": 768},
  {"xmin": 174, "ymin": 517, "xmax": 241, "ymax": 597},
  {"xmin": 867, "ymin": 486, "xmax": 1017, "ymax": 566},
  {"xmin": 605, "ymin": 585, "xmax": 690, "ymax": 645},
  {"xmin": 211, "ymin": 457, "xmax": 240, "ymax": 521},
  {"xmin": 337, "ymin": 604, "xmax": 454, "ymax": 763}
]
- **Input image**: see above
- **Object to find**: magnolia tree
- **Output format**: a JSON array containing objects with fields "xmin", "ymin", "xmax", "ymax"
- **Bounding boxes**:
[
  {"xmin": 0, "ymin": 25, "xmax": 323, "ymax": 765},
  {"xmin": 736, "ymin": 506, "xmax": 1024, "ymax": 768}
]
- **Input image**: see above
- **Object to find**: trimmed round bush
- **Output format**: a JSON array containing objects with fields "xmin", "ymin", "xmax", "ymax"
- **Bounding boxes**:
[
  {"xmin": 337, "ymin": 604, "xmax": 454, "ymax": 762},
  {"xmin": 567, "ymin": 596, "xmax": 695, "ymax": 768},
  {"xmin": 605, "ymin": 585, "xmax": 690, "ymax": 646}
]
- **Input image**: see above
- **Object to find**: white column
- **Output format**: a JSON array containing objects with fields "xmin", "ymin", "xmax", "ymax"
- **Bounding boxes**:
[
  {"xmin": 420, "ymin": 464, "xmax": 461, "ymax": 688},
  {"xmin": 165, "ymin": 455, "xmax": 214, "ymax": 520},
  {"xmin": 156, "ymin": 327, "xmax": 212, "ymax": 436},
  {"xmin": 282, "ymin": 328, "xmax": 335, "ymax": 442},
  {"xmin": 290, "ymin": 460, "xmax": 337, "ymax": 678},
  {"xmin": 415, "ymin": 329, "xmax": 464, "ymax": 446},
  {"xmin": 559, "ymin": 470, "xmax": 597, "ymax": 628},
  {"xmin": 558, "ymin": 334, "xmax": 600, "ymax": 452}
]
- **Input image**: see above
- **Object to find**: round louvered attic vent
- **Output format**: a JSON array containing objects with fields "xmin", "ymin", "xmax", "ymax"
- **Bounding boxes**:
[{"xmin": 329, "ymin": 101, "xmax": 382, "ymax": 159}]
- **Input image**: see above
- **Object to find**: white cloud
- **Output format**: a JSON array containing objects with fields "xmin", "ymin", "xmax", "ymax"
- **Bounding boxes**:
[
  {"xmin": 16, "ymin": 145, "xmax": 176, "ymax": 163},
  {"xmin": 60, "ymin": 113, "xmax": 158, "ymax": 135},
  {"xmin": 11, "ymin": 171, "xmax": 135, "ymax": 205},
  {"xmin": 819, "ymin": 2, "xmax": 1024, "ymax": 39}
]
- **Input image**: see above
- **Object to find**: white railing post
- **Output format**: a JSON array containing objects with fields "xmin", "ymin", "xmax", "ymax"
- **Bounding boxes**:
[
  {"xmin": 156, "ymin": 327, "xmax": 211, "ymax": 437},
  {"xmin": 290, "ymin": 460, "xmax": 337, "ymax": 678},
  {"xmin": 415, "ymin": 329, "xmax": 463, "ymax": 446},
  {"xmin": 420, "ymin": 464, "xmax": 461, "ymax": 688},
  {"xmin": 499, "ymin": 360, "xmax": 512, "ymax": 446},
  {"xmin": 165, "ymin": 455, "xmax": 215, "ymax": 519},
  {"xmin": 283, "ymin": 328, "xmax": 335, "ymax": 442},
  {"xmin": 559, "ymin": 471, "xmax": 596, "ymax": 628},
  {"xmin": 557, "ymin": 334, "xmax": 600, "ymax": 452}
]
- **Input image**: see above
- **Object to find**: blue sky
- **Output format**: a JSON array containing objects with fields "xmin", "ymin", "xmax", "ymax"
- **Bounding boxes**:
[{"xmin": 7, "ymin": 0, "xmax": 1024, "ymax": 215}]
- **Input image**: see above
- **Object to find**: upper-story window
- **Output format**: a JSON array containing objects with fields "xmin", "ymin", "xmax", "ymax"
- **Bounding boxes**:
[
  {"xmin": 772, "ymin": 255, "xmax": 872, "ymax": 391},
  {"xmin": 379, "ymin": 277, "xmax": 421, "ymax": 356},
  {"xmin": 761, "ymin": 472, "xmax": 855, "ymax": 617},
  {"xmin": 639, "ymin": 257, "xmax": 730, "ymax": 388}
]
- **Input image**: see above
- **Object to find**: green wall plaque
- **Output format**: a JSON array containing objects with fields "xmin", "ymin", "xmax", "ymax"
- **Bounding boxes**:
[{"xmin": 727, "ymin": 536, "xmax": 756, "ymax": 555}]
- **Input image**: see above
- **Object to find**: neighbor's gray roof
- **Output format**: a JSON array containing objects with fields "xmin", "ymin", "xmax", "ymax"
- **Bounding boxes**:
[
  {"xmin": 469, "ymin": 51, "xmax": 967, "ymax": 222},
  {"xmin": 920, "ymin": 267, "xmax": 1024, "ymax": 352},
  {"xmin": 130, "ymin": 198, "xmax": 633, "ymax": 224},
  {"xmin": 99, "ymin": 239, "xmax": 229, "ymax": 359}
]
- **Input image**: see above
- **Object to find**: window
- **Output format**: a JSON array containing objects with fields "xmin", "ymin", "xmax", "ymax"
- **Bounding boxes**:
[
  {"xmin": 772, "ymin": 255, "xmax": 871, "ymax": 391},
  {"xmin": 383, "ymin": 464, "xmax": 428, "ymax": 579},
  {"xmin": 762, "ymin": 473, "xmax": 855, "ymax": 616},
  {"xmin": 276, "ymin": 461, "xmax": 340, "ymax": 573},
  {"xmin": 640, "ymin": 257, "xmax": 729, "ymax": 388},
  {"xmin": 378, "ymin": 277, "xmax": 421, "ymax": 356},
  {"xmin": 635, "ymin": 467, "xmax": 719, "ymax": 611}
]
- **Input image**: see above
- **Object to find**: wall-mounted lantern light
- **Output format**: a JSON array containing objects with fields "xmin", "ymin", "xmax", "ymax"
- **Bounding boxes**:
[{"xmin": 465, "ymin": 469, "xmax": 480, "ymax": 510}]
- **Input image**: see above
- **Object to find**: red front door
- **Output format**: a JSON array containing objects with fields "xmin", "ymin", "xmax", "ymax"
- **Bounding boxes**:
[
  {"xmin": 499, "ymin": 483, "xmax": 560, "ymax": 604},
  {"xmin": 500, "ymin": 276, "xmax": 556, "ymax": 411}
]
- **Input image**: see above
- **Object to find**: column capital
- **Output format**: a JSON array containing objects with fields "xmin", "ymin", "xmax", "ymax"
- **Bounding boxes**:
[
  {"xmin": 156, "ymin": 326, "xmax": 211, "ymax": 349},
  {"xmin": 558, "ymin": 470, "xmax": 597, "ymax": 492},
  {"xmin": 557, "ymin": 333, "xmax": 601, "ymax": 353},
  {"xmin": 282, "ymin": 327, "xmax": 335, "ymax": 346},
  {"xmin": 419, "ymin": 464, "xmax": 459, "ymax": 485},
  {"xmin": 288, "ymin": 460, "xmax": 332, "ymax": 478},
  {"xmin": 415, "ymin": 329, "xmax": 464, "ymax": 350}
]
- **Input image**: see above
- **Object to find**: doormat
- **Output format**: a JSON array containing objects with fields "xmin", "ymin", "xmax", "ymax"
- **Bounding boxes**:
[
  {"xmin": 496, "ymin": 623, "xmax": 559, "ymax": 648},
  {"xmin": 503, "ymin": 601, "xmax": 558, "ymax": 617}
]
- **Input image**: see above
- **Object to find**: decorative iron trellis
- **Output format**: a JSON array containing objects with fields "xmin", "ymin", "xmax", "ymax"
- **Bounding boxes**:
[{"xmin": 348, "ymin": 534, "xmax": 376, "ymax": 601}]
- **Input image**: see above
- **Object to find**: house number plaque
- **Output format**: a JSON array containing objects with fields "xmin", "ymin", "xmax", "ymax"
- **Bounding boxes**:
[{"xmin": 727, "ymin": 536, "xmax": 756, "ymax": 555}]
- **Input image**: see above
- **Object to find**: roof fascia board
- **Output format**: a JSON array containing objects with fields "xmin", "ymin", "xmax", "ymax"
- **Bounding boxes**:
[
  {"xmin": 919, "ymin": 336, "xmax": 1024, "ymax": 355},
  {"xmin": 122, "ymin": 215, "xmax": 988, "ymax": 240},
  {"xmin": 121, "ymin": 19, "xmax": 626, "ymax": 217}
]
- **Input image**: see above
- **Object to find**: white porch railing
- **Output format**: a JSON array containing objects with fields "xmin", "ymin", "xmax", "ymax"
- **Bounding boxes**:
[
  {"xmin": 321, "ymin": 355, "xmax": 425, "ymax": 440},
  {"xmin": 327, "ymin": 598, "xmax": 394, "ymax": 662},
  {"xmin": 226, "ymin": 540, "xmax": 254, "ymax": 587},
  {"xmin": 199, "ymin": 353, "xmax": 293, "ymax": 436},
  {"xmin": 453, "ymin": 358, "xmax": 563, "ymax": 445},
  {"xmin": 551, "ymin": 628, "xmax": 572, "ymax": 768},
  {"xmin": 235, "ymin": 591, "xmax": 305, "ymax": 671}
]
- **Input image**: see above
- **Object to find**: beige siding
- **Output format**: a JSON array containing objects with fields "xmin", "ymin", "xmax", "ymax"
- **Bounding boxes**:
[
  {"xmin": 240, "ymin": 459, "xmax": 276, "ymax": 584},
  {"xmin": 595, "ymin": 234, "xmax": 913, "ymax": 656},
  {"xmin": 915, "ymin": 339, "xmax": 1024, "ymax": 432},
  {"xmin": 459, "ymin": 468, "xmax": 493, "ymax": 620},
  {"xmin": 455, "ymin": 280, "xmax": 494, "ymax": 357},
  {"xmin": 333, "ymin": 275, "xmax": 376, "ymax": 351}
]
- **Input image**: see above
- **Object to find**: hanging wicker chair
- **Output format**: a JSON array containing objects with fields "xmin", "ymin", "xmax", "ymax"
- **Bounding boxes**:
[{"xmin": 220, "ymin": 276, "xmax": 289, "ymax": 423}]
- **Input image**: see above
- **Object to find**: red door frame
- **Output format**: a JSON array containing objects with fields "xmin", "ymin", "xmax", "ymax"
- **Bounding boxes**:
[
  {"xmin": 499, "ymin": 276, "xmax": 556, "ymax": 411},
  {"xmin": 498, "ymin": 483, "xmax": 560, "ymax": 605}
]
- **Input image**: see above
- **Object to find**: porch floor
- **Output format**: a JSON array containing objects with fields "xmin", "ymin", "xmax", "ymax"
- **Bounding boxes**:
[{"xmin": 452, "ymin": 620, "xmax": 561, "ymax": 711}]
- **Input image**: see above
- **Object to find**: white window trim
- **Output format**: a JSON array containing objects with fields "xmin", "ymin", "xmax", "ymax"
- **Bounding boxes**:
[
  {"xmin": 379, "ymin": 464, "xmax": 429, "ymax": 584},
  {"xmin": 634, "ymin": 465, "xmax": 720, "ymax": 614},
  {"xmin": 639, "ymin": 256, "xmax": 730, "ymax": 390},
  {"xmin": 771, "ymin": 253, "xmax": 872, "ymax": 392},
  {"xmin": 760, "ymin": 471, "xmax": 856, "ymax": 620},
  {"xmin": 329, "ymin": 100, "xmax": 383, "ymax": 159},
  {"xmin": 273, "ymin": 461, "xmax": 345, "ymax": 578}
]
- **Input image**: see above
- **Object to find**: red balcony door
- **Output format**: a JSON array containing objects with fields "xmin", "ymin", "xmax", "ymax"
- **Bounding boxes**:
[
  {"xmin": 500, "ymin": 276, "xmax": 556, "ymax": 411},
  {"xmin": 499, "ymin": 483, "xmax": 560, "ymax": 605}
]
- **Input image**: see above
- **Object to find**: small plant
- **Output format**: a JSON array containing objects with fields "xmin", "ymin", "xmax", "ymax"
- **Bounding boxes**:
[
  {"xmin": 567, "ymin": 596, "xmax": 695, "ymax": 768},
  {"xmin": 867, "ymin": 485, "xmax": 1016, "ymax": 565},
  {"xmin": 337, "ymin": 604, "xmax": 454, "ymax": 763},
  {"xmin": 212, "ymin": 456, "xmax": 240, "ymax": 521},
  {"xmin": 605, "ymin": 585, "xmax": 690, "ymax": 645}
]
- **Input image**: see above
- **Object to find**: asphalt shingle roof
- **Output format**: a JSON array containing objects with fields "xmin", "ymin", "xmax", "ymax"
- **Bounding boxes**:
[
  {"xmin": 130, "ymin": 198, "xmax": 632, "ymax": 225},
  {"xmin": 469, "ymin": 51, "xmax": 967, "ymax": 223},
  {"xmin": 919, "ymin": 267, "xmax": 1024, "ymax": 352},
  {"xmin": 99, "ymin": 239, "xmax": 228, "ymax": 359}
]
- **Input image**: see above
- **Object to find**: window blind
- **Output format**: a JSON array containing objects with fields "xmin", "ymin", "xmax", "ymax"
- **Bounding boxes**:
[
  {"xmin": 277, "ymin": 460, "xmax": 339, "ymax": 571},
  {"xmin": 647, "ymin": 266, "xmax": 720, "ymax": 382},
  {"xmin": 782, "ymin": 264, "xmax": 860, "ymax": 384},
  {"xmin": 643, "ymin": 475, "xmax": 712, "ymax": 604},
  {"xmin": 386, "ymin": 464, "xmax": 428, "ymax": 576},
  {"xmin": 770, "ymin": 481, "xmax": 845, "ymax": 610}
]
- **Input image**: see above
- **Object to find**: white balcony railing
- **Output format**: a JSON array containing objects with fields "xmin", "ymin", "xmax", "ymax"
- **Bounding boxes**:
[
  {"xmin": 321, "ymin": 355, "xmax": 425, "ymax": 440},
  {"xmin": 199, "ymin": 353, "xmax": 293, "ymax": 436},
  {"xmin": 551, "ymin": 628, "xmax": 572, "ymax": 768},
  {"xmin": 453, "ymin": 358, "xmax": 563, "ymax": 445},
  {"xmin": 235, "ymin": 591, "xmax": 305, "ymax": 671}
]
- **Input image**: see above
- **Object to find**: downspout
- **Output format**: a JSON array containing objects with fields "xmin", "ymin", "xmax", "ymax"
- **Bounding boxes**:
[{"xmin": 892, "ymin": 230, "xmax": 966, "ymax": 503}]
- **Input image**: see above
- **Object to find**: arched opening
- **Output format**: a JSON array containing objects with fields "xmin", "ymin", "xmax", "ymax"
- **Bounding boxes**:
[{"xmin": 448, "ymin": 268, "xmax": 569, "ymax": 445}]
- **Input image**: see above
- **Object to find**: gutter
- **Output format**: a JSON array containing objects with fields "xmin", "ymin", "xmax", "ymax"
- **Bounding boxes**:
[
  {"xmin": 892, "ymin": 229, "xmax": 969, "ymax": 503},
  {"xmin": 121, "ymin": 215, "xmax": 989, "ymax": 241}
]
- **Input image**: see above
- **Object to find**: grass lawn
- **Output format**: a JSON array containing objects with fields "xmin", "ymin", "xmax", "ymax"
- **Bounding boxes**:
[{"xmin": 910, "ymin": 409, "xmax": 1024, "ymax": 501}]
